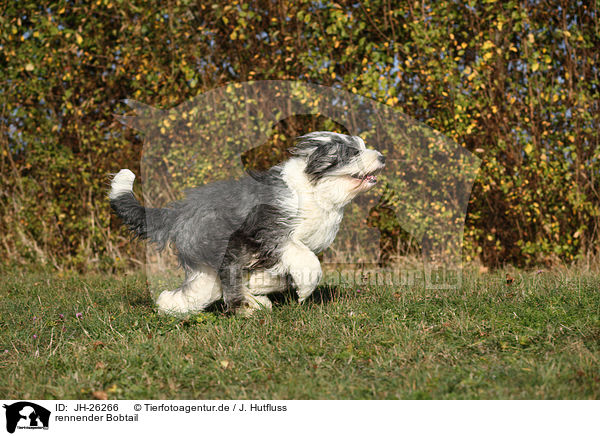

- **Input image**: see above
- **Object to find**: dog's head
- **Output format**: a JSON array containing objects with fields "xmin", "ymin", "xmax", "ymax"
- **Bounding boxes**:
[{"xmin": 289, "ymin": 132, "xmax": 385, "ymax": 202}]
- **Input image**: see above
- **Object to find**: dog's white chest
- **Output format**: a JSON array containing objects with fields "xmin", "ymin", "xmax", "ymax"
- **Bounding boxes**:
[
  {"xmin": 281, "ymin": 157, "xmax": 349, "ymax": 254},
  {"xmin": 293, "ymin": 203, "xmax": 344, "ymax": 254}
]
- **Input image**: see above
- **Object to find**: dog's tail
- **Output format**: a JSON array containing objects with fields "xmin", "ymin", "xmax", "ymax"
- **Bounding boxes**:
[{"xmin": 109, "ymin": 169, "xmax": 175, "ymax": 249}]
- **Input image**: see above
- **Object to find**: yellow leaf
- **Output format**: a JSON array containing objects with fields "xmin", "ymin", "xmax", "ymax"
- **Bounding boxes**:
[
  {"xmin": 482, "ymin": 40, "xmax": 494, "ymax": 50},
  {"xmin": 76, "ymin": 33, "xmax": 83, "ymax": 45},
  {"xmin": 531, "ymin": 62, "xmax": 539, "ymax": 72}
]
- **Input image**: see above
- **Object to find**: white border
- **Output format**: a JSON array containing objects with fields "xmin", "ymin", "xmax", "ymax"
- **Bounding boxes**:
[{"xmin": 0, "ymin": 400, "xmax": 596, "ymax": 436}]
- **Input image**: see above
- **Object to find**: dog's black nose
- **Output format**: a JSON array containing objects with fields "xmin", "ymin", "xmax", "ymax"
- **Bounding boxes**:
[{"xmin": 378, "ymin": 154, "xmax": 386, "ymax": 164}]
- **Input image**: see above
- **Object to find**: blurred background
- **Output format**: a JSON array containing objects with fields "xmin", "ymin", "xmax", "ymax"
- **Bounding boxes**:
[{"xmin": 1, "ymin": 0, "xmax": 598, "ymax": 271}]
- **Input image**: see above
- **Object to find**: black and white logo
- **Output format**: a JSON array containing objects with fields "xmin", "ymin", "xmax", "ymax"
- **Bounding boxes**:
[{"xmin": 3, "ymin": 402, "xmax": 50, "ymax": 434}]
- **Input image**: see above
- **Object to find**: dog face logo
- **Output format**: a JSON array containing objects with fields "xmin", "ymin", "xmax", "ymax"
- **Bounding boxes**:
[{"xmin": 3, "ymin": 402, "xmax": 50, "ymax": 434}]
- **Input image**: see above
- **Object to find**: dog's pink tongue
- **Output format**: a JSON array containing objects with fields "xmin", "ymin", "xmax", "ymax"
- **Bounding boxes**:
[{"xmin": 365, "ymin": 175, "xmax": 377, "ymax": 183}]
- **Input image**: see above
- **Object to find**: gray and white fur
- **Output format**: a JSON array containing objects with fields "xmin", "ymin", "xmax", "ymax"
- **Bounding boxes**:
[{"xmin": 109, "ymin": 132, "xmax": 385, "ymax": 316}]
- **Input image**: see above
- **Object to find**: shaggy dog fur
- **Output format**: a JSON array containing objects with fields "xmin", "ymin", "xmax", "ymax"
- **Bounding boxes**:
[{"xmin": 109, "ymin": 132, "xmax": 385, "ymax": 315}]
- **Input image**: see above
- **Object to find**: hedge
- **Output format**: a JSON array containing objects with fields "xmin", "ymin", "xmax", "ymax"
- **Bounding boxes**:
[{"xmin": 1, "ymin": 0, "xmax": 598, "ymax": 269}]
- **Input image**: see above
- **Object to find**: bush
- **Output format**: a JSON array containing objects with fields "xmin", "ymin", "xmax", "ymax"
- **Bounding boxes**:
[{"xmin": 1, "ymin": 0, "xmax": 598, "ymax": 269}]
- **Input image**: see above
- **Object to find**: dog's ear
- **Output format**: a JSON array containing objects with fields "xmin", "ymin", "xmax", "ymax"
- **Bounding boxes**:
[
  {"xmin": 290, "ymin": 132, "xmax": 339, "ymax": 157},
  {"xmin": 304, "ymin": 145, "xmax": 341, "ymax": 181},
  {"xmin": 289, "ymin": 140, "xmax": 318, "ymax": 157}
]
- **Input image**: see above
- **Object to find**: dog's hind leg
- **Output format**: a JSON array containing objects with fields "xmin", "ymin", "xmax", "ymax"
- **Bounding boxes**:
[
  {"xmin": 218, "ymin": 236, "xmax": 266, "ymax": 316},
  {"xmin": 234, "ymin": 295, "xmax": 273, "ymax": 317},
  {"xmin": 233, "ymin": 270, "xmax": 287, "ymax": 316},
  {"xmin": 219, "ymin": 265, "xmax": 282, "ymax": 316},
  {"xmin": 156, "ymin": 266, "xmax": 222, "ymax": 315},
  {"xmin": 219, "ymin": 266, "xmax": 267, "ymax": 316},
  {"xmin": 247, "ymin": 270, "xmax": 287, "ymax": 297}
]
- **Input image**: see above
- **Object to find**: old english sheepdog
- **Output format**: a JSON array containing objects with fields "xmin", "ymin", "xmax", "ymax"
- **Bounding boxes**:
[{"xmin": 109, "ymin": 132, "xmax": 385, "ymax": 315}]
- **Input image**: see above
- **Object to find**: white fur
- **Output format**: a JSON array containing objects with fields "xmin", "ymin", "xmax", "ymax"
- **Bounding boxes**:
[
  {"xmin": 327, "ymin": 149, "xmax": 384, "ymax": 179},
  {"xmin": 245, "ymin": 270, "xmax": 288, "ymax": 295},
  {"xmin": 109, "ymin": 169, "xmax": 136, "ymax": 199},
  {"xmin": 156, "ymin": 265, "xmax": 222, "ymax": 314},
  {"xmin": 280, "ymin": 158, "xmax": 346, "ymax": 253},
  {"xmin": 235, "ymin": 270, "xmax": 285, "ymax": 316},
  {"xmin": 356, "ymin": 136, "xmax": 367, "ymax": 150},
  {"xmin": 277, "ymin": 240, "xmax": 322, "ymax": 302}
]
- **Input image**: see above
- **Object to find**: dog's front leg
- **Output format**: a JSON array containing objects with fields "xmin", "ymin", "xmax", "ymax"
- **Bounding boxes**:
[{"xmin": 281, "ymin": 241, "xmax": 322, "ymax": 303}]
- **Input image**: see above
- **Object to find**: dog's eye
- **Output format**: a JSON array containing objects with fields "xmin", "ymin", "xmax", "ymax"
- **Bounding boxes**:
[{"xmin": 342, "ymin": 146, "xmax": 360, "ymax": 160}]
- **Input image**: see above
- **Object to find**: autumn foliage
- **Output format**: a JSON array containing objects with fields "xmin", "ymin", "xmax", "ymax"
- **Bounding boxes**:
[{"xmin": 1, "ymin": 0, "xmax": 598, "ymax": 269}]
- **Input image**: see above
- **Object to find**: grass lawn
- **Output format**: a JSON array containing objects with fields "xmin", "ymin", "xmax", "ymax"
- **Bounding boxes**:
[{"xmin": 1, "ymin": 266, "xmax": 599, "ymax": 399}]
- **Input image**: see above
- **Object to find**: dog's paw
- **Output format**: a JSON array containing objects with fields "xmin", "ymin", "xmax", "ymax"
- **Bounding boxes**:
[
  {"xmin": 156, "ymin": 289, "xmax": 192, "ymax": 315},
  {"xmin": 235, "ymin": 295, "xmax": 272, "ymax": 317},
  {"xmin": 296, "ymin": 286, "xmax": 316, "ymax": 304}
]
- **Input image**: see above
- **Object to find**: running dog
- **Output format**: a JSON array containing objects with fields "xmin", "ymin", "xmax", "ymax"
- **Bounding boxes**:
[{"xmin": 109, "ymin": 132, "xmax": 385, "ymax": 315}]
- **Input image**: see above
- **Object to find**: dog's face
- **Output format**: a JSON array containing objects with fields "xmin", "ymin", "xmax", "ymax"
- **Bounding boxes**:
[{"xmin": 291, "ymin": 132, "xmax": 386, "ymax": 202}]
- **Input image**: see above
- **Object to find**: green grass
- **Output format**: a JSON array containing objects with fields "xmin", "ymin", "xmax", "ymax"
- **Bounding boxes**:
[{"xmin": 1, "ymin": 267, "xmax": 599, "ymax": 399}]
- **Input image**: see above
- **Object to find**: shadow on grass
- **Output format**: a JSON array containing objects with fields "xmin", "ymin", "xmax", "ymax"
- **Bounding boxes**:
[
  {"xmin": 128, "ymin": 280, "xmax": 349, "ymax": 314},
  {"xmin": 268, "ymin": 283, "xmax": 346, "ymax": 307},
  {"xmin": 123, "ymin": 285, "xmax": 155, "ymax": 309},
  {"xmin": 203, "ymin": 283, "xmax": 348, "ymax": 314}
]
